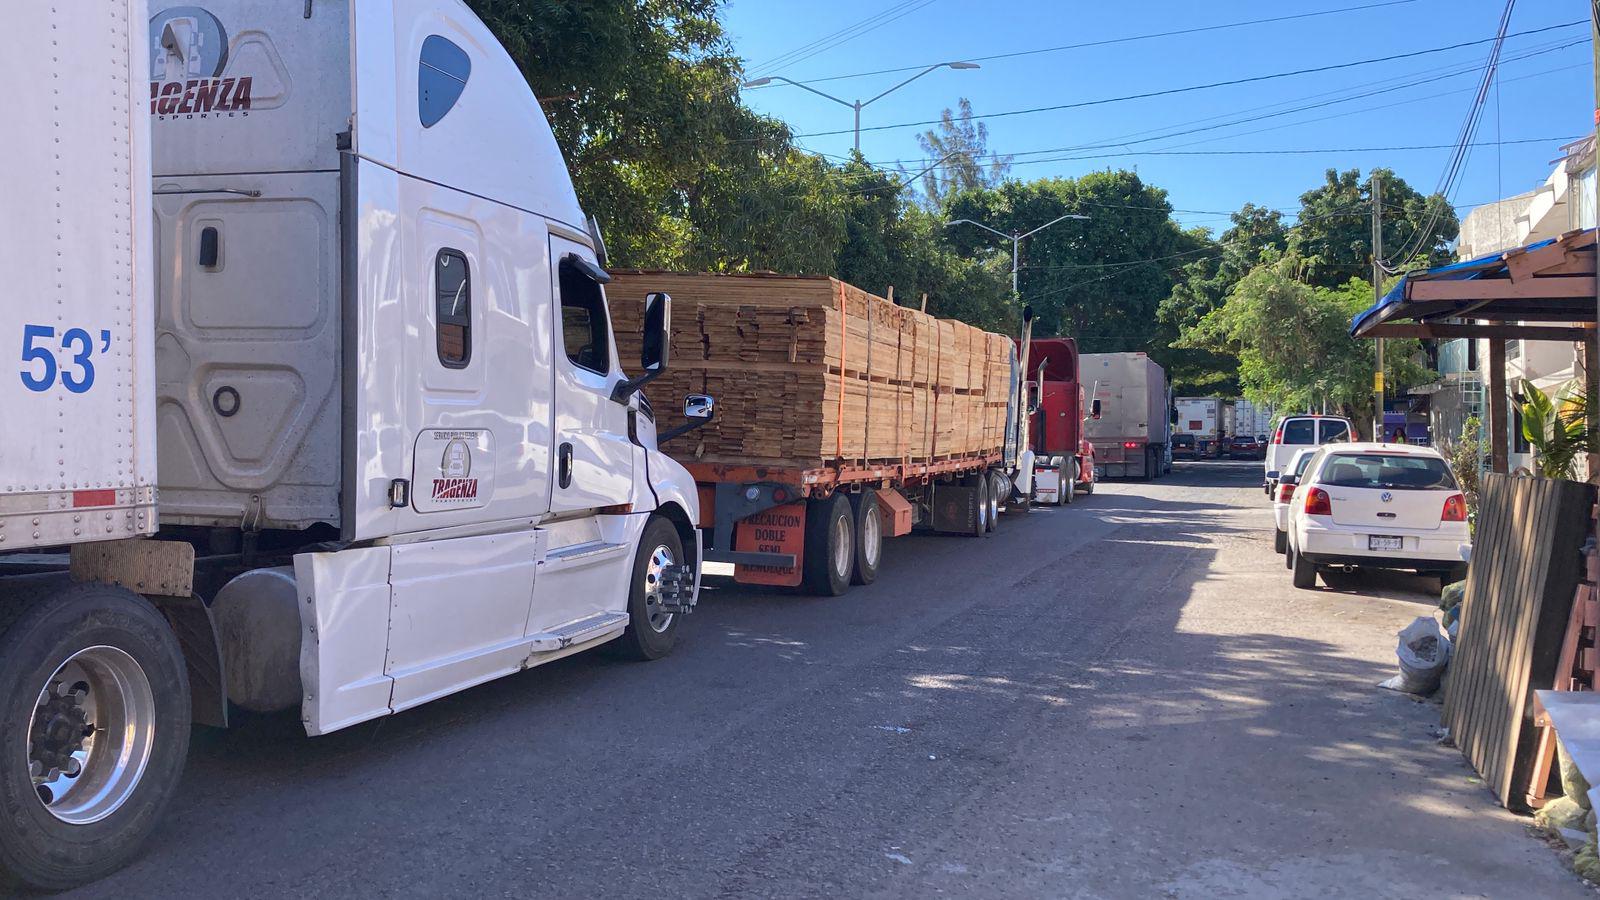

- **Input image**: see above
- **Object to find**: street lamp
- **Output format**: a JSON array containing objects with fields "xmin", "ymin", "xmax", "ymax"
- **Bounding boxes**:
[
  {"xmin": 946, "ymin": 214, "xmax": 1092, "ymax": 307},
  {"xmin": 743, "ymin": 62, "xmax": 980, "ymax": 154}
]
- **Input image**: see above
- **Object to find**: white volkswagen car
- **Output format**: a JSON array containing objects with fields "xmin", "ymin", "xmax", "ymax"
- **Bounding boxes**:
[
  {"xmin": 1271, "ymin": 447, "xmax": 1319, "ymax": 554},
  {"xmin": 1285, "ymin": 443, "xmax": 1470, "ymax": 590}
]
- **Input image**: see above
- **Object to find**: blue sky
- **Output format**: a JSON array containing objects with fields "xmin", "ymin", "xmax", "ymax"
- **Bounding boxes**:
[{"xmin": 725, "ymin": 0, "xmax": 1593, "ymax": 235}]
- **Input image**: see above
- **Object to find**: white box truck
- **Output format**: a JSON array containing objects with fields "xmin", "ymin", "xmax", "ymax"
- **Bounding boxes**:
[
  {"xmin": 1175, "ymin": 397, "xmax": 1222, "ymax": 457},
  {"xmin": 1081, "ymin": 353, "xmax": 1171, "ymax": 479},
  {"xmin": 0, "ymin": 2, "xmax": 709, "ymax": 889}
]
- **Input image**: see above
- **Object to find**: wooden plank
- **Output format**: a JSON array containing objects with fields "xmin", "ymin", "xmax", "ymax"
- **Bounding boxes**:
[{"xmin": 1411, "ymin": 275, "xmax": 1596, "ymax": 301}]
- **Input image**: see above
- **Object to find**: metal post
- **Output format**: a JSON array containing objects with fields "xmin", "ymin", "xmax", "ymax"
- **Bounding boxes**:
[
  {"xmin": 853, "ymin": 102, "xmax": 862, "ymax": 154},
  {"xmin": 1011, "ymin": 234, "xmax": 1021, "ymax": 306},
  {"xmin": 1371, "ymin": 171, "xmax": 1385, "ymax": 442},
  {"xmin": 1489, "ymin": 338, "xmax": 1509, "ymax": 474}
]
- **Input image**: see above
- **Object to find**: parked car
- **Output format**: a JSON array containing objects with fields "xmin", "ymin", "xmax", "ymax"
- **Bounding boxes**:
[
  {"xmin": 1271, "ymin": 448, "xmax": 1320, "ymax": 554},
  {"xmin": 1227, "ymin": 434, "xmax": 1264, "ymax": 459},
  {"xmin": 1264, "ymin": 414, "xmax": 1353, "ymax": 496},
  {"xmin": 1284, "ymin": 443, "xmax": 1471, "ymax": 591},
  {"xmin": 1171, "ymin": 433, "xmax": 1198, "ymax": 460}
]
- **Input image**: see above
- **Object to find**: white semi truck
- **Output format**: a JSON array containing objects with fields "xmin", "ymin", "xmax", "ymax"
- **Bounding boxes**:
[{"xmin": 0, "ymin": 2, "xmax": 710, "ymax": 889}]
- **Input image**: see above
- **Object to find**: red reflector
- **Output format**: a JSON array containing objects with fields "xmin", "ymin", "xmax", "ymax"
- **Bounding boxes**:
[
  {"xmin": 1442, "ymin": 493, "xmax": 1467, "ymax": 522},
  {"xmin": 1304, "ymin": 487, "xmax": 1332, "ymax": 516},
  {"xmin": 72, "ymin": 489, "xmax": 117, "ymax": 508}
]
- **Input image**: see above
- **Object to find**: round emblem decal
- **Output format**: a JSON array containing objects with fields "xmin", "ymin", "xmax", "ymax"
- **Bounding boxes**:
[{"xmin": 1380, "ymin": 491, "xmax": 1393, "ymax": 503}]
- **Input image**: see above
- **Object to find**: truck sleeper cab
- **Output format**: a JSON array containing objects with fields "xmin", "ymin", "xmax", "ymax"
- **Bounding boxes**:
[{"xmin": 0, "ymin": 1, "xmax": 706, "ymax": 890}]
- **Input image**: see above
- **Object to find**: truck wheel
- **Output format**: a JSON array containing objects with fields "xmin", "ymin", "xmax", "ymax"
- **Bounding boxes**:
[
  {"xmin": 961, "ymin": 475, "xmax": 989, "ymax": 537},
  {"xmin": 0, "ymin": 583, "xmax": 191, "ymax": 892},
  {"xmin": 803, "ymin": 494, "xmax": 854, "ymax": 596},
  {"xmin": 1291, "ymin": 547, "xmax": 1319, "ymax": 589},
  {"xmin": 988, "ymin": 470, "xmax": 1010, "ymax": 523},
  {"xmin": 614, "ymin": 517, "xmax": 686, "ymax": 660},
  {"xmin": 1082, "ymin": 466, "xmax": 1095, "ymax": 495},
  {"xmin": 849, "ymin": 492, "xmax": 882, "ymax": 586},
  {"xmin": 984, "ymin": 473, "xmax": 1001, "ymax": 531}
]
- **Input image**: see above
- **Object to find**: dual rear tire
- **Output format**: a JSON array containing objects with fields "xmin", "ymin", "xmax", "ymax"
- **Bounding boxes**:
[{"xmin": 802, "ymin": 492, "xmax": 886, "ymax": 595}]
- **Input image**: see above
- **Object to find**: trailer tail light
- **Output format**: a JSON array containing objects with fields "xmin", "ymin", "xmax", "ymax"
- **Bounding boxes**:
[
  {"xmin": 1441, "ymin": 493, "xmax": 1467, "ymax": 522},
  {"xmin": 1122, "ymin": 441, "xmax": 1140, "ymax": 449},
  {"xmin": 1276, "ymin": 483, "xmax": 1295, "ymax": 503},
  {"xmin": 1304, "ymin": 487, "xmax": 1332, "ymax": 516}
]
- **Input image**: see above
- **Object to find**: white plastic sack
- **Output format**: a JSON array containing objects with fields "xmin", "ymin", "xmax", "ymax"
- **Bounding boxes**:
[{"xmin": 1379, "ymin": 616, "xmax": 1452, "ymax": 695}]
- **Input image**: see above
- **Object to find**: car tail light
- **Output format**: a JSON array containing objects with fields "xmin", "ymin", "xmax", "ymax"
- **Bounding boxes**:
[
  {"xmin": 1122, "ymin": 441, "xmax": 1140, "ymax": 449},
  {"xmin": 1304, "ymin": 487, "xmax": 1332, "ymax": 516},
  {"xmin": 1271, "ymin": 425, "xmax": 1283, "ymax": 445},
  {"xmin": 1441, "ymin": 493, "xmax": 1467, "ymax": 522},
  {"xmin": 1276, "ymin": 483, "xmax": 1295, "ymax": 503}
]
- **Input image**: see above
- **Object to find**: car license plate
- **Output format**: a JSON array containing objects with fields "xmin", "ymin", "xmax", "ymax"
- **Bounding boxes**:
[{"xmin": 1368, "ymin": 535, "xmax": 1403, "ymax": 551}]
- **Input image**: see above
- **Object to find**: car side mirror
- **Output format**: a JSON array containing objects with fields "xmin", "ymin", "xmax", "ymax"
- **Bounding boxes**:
[
  {"xmin": 1266, "ymin": 470, "xmax": 1281, "ymax": 481},
  {"xmin": 611, "ymin": 292, "xmax": 671, "ymax": 403},
  {"xmin": 1090, "ymin": 398, "xmax": 1102, "ymax": 420},
  {"xmin": 1279, "ymin": 475, "xmax": 1298, "ymax": 487},
  {"xmin": 659, "ymin": 393, "xmax": 715, "ymax": 444}
]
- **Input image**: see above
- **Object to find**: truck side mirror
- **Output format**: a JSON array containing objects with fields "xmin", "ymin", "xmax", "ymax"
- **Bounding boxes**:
[
  {"xmin": 1025, "ymin": 380, "xmax": 1042, "ymax": 414},
  {"xmin": 641, "ymin": 292, "xmax": 671, "ymax": 372},
  {"xmin": 610, "ymin": 292, "xmax": 671, "ymax": 403},
  {"xmin": 660, "ymin": 393, "xmax": 715, "ymax": 443},
  {"xmin": 1090, "ymin": 398, "xmax": 1102, "ymax": 420},
  {"xmin": 1170, "ymin": 408, "xmax": 1179, "ymax": 425}
]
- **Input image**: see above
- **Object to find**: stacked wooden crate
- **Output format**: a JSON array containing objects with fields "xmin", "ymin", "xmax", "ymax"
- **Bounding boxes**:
[{"xmin": 609, "ymin": 271, "xmax": 1013, "ymax": 470}]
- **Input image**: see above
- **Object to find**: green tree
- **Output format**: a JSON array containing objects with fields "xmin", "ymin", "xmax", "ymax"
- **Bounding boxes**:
[
  {"xmin": 945, "ymin": 171, "xmax": 1190, "ymax": 352},
  {"xmin": 1289, "ymin": 167, "xmax": 1458, "ymax": 289},
  {"xmin": 915, "ymin": 98, "xmax": 1012, "ymax": 207},
  {"xmin": 1178, "ymin": 250, "xmax": 1430, "ymax": 435}
]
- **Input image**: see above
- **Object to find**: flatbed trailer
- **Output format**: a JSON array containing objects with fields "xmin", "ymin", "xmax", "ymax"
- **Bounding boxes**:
[{"xmin": 689, "ymin": 450, "xmax": 1014, "ymax": 595}]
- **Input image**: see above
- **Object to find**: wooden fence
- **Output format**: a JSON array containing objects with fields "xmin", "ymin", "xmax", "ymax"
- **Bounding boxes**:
[{"xmin": 1443, "ymin": 473, "xmax": 1594, "ymax": 808}]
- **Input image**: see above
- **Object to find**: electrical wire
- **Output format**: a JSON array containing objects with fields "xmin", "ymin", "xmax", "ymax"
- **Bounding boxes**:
[
  {"xmin": 746, "ymin": 0, "xmax": 941, "ymax": 78},
  {"xmin": 787, "ymin": 19, "xmax": 1585, "ymax": 139},
  {"xmin": 764, "ymin": 0, "xmax": 1422, "ymax": 86}
]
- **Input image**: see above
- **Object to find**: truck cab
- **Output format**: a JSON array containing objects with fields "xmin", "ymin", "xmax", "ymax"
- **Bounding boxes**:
[{"xmin": 0, "ymin": 2, "xmax": 708, "ymax": 888}]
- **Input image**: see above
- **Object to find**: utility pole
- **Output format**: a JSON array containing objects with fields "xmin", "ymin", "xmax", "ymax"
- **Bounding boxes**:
[
  {"xmin": 1371, "ymin": 171, "xmax": 1385, "ymax": 442},
  {"xmin": 743, "ymin": 62, "xmax": 979, "ymax": 155}
]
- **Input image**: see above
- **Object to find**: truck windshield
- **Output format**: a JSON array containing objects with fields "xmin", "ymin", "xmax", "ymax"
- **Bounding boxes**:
[{"xmin": 1319, "ymin": 454, "xmax": 1457, "ymax": 490}]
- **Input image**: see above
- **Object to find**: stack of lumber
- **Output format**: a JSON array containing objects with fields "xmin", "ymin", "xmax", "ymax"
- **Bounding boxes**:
[{"xmin": 609, "ymin": 271, "xmax": 1014, "ymax": 470}]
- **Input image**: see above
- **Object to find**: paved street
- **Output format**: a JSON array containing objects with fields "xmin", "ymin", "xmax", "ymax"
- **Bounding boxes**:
[{"xmin": 71, "ymin": 461, "xmax": 1585, "ymax": 898}]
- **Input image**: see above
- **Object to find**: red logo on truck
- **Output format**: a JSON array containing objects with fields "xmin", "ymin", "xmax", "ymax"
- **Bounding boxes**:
[{"xmin": 150, "ymin": 77, "xmax": 253, "ymax": 118}]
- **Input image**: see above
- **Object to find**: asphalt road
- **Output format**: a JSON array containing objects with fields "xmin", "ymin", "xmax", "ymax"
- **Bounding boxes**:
[{"xmin": 67, "ymin": 460, "xmax": 1587, "ymax": 898}]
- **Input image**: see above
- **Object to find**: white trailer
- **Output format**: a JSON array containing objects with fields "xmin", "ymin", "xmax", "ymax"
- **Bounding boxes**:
[
  {"xmin": 0, "ymin": 2, "xmax": 708, "ymax": 889},
  {"xmin": 1082, "ymin": 352, "xmax": 1171, "ymax": 480},
  {"xmin": 1175, "ymin": 397, "xmax": 1222, "ymax": 456}
]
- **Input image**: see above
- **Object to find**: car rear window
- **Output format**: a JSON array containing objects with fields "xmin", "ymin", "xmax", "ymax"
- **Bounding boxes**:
[
  {"xmin": 1173, "ymin": 435, "xmax": 1194, "ymax": 445},
  {"xmin": 1293, "ymin": 453, "xmax": 1316, "ymax": 476},
  {"xmin": 1319, "ymin": 419, "xmax": 1350, "ymax": 442},
  {"xmin": 1319, "ymin": 454, "xmax": 1457, "ymax": 490},
  {"xmin": 1282, "ymin": 419, "xmax": 1315, "ymax": 444}
]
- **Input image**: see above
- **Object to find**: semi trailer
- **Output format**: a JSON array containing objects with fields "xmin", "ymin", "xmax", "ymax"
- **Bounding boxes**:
[
  {"xmin": 607, "ymin": 272, "xmax": 1043, "ymax": 596},
  {"xmin": 1175, "ymin": 396, "xmax": 1224, "ymax": 457},
  {"xmin": 1082, "ymin": 353, "xmax": 1172, "ymax": 479},
  {"xmin": 0, "ymin": 1, "xmax": 708, "ymax": 889}
]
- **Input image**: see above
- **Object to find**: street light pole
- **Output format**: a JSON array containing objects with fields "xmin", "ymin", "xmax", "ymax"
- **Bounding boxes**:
[
  {"xmin": 744, "ymin": 62, "xmax": 979, "ymax": 154},
  {"xmin": 947, "ymin": 213, "xmax": 1092, "ymax": 309}
]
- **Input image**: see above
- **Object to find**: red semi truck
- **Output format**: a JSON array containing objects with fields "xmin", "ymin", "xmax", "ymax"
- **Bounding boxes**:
[{"xmin": 1025, "ymin": 337, "xmax": 1096, "ymax": 505}]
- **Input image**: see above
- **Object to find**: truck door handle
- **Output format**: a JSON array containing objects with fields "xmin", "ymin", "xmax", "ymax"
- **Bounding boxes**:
[{"xmin": 558, "ymin": 442, "xmax": 573, "ymax": 489}]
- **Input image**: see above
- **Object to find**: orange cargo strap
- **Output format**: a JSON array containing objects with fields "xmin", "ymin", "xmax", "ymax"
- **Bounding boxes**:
[{"xmin": 836, "ymin": 280, "xmax": 847, "ymax": 461}]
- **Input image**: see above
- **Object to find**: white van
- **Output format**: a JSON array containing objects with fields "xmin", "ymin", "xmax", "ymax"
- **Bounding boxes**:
[{"xmin": 1264, "ymin": 415, "xmax": 1353, "ymax": 494}]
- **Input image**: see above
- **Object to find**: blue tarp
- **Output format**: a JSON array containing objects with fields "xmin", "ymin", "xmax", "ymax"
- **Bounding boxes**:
[{"xmin": 1348, "ymin": 234, "xmax": 1569, "ymax": 336}]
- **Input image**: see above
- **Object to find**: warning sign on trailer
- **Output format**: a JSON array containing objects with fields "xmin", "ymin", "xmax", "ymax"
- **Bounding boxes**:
[{"xmin": 734, "ymin": 503, "xmax": 806, "ymax": 587}]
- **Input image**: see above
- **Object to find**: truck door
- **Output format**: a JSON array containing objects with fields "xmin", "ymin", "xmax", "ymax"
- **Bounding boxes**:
[{"xmin": 547, "ymin": 236, "xmax": 635, "ymax": 513}]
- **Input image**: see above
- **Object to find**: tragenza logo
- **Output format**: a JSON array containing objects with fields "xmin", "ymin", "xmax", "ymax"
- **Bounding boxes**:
[
  {"xmin": 149, "ymin": 7, "xmax": 252, "ymax": 119},
  {"xmin": 433, "ymin": 438, "xmax": 478, "ymax": 501}
]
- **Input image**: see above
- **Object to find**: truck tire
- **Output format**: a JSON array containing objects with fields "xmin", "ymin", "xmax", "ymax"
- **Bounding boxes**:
[
  {"xmin": 613, "ymin": 517, "xmax": 686, "ymax": 661},
  {"xmin": 0, "ymin": 583, "xmax": 191, "ymax": 892},
  {"xmin": 1060, "ymin": 461, "xmax": 1075, "ymax": 505},
  {"xmin": 803, "ymin": 494, "xmax": 854, "ymax": 596},
  {"xmin": 1291, "ymin": 546, "xmax": 1319, "ymax": 589},
  {"xmin": 849, "ymin": 492, "xmax": 882, "ymax": 586},
  {"xmin": 984, "ymin": 473, "xmax": 1001, "ymax": 531},
  {"xmin": 961, "ymin": 475, "xmax": 989, "ymax": 537},
  {"xmin": 988, "ymin": 470, "xmax": 1010, "ymax": 523}
]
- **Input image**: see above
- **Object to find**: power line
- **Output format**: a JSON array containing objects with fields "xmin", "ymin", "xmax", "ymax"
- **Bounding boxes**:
[
  {"xmin": 747, "ymin": 1, "xmax": 941, "ymax": 78},
  {"xmin": 765, "ymin": 0, "xmax": 1422, "ymax": 86},
  {"xmin": 787, "ymin": 19, "xmax": 1586, "ymax": 139}
]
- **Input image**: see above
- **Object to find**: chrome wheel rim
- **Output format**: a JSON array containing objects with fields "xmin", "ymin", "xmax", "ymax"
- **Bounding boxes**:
[
  {"xmin": 833, "ymin": 512, "xmax": 851, "ymax": 578},
  {"xmin": 988, "ymin": 481, "xmax": 1000, "ymax": 522},
  {"xmin": 977, "ymin": 487, "xmax": 990, "ymax": 530},
  {"xmin": 643, "ymin": 544, "xmax": 676, "ymax": 633},
  {"xmin": 29, "ymin": 646, "xmax": 156, "ymax": 825},
  {"xmin": 862, "ymin": 505, "xmax": 882, "ymax": 569}
]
